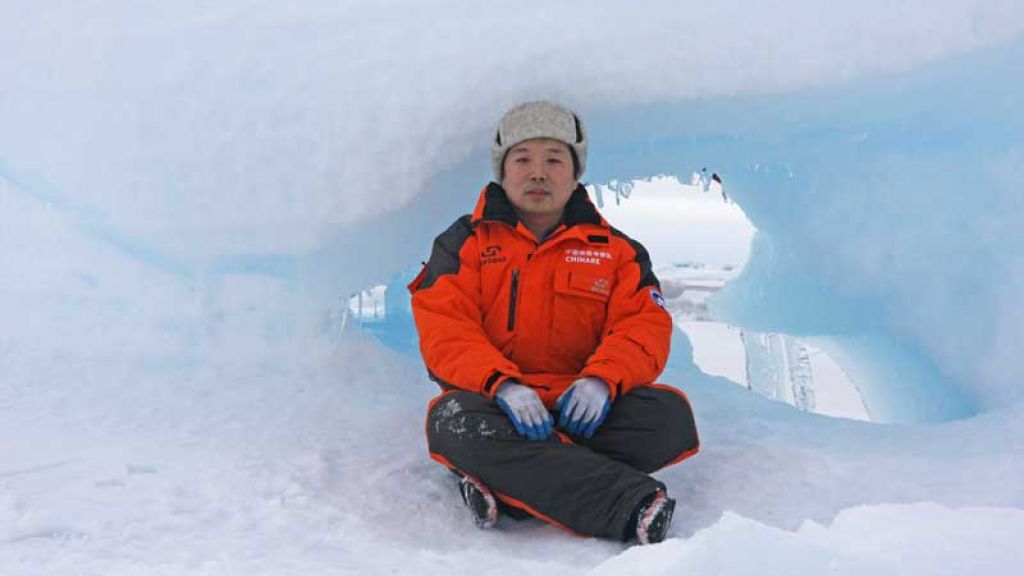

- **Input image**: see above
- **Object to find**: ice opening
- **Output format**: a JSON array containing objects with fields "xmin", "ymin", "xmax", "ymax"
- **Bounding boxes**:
[{"xmin": 591, "ymin": 175, "xmax": 871, "ymax": 422}]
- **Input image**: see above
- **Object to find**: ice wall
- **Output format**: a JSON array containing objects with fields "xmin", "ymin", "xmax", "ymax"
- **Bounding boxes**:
[
  {"xmin": 2, "ymin": 1, "xmax": 1022, "ymax": 417},
  {"xmin": 574, "ymin": 40, "xmax": 1024, "ymax": 418},
  {"xmin": 3, "ymin": 1, "xmax": 1020, "ymax": 256}
]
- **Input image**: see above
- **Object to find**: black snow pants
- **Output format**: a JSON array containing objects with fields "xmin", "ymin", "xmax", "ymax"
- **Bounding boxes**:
[{"xmin": 426, "ymin": 384, "xmax": 699, "ymax": 540}]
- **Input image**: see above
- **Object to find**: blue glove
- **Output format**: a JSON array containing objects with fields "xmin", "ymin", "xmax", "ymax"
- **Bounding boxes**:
[
  {"xmin": 495, "ymin": 380, "xmax": 553, "ymax": 441},
  {"xmin": 556, "ymin": 377, "xmax": 611, "ymax": 438}
]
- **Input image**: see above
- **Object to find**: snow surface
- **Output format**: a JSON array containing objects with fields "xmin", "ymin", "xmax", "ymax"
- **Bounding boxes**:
[
  {"xmin": 591, "ymin": 504, "xmax": 1024, "ymax": 576},
  {"xmin": 3, "ymin": 1, "xmax": 1024, "ymax": 574}
]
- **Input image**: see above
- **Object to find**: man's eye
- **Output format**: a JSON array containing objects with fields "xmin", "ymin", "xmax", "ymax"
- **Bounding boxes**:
[
  {"xmin": 547, "ymin": 158, "xmax": 562, "ymax": 164},
  {"xmin": 515, "ymin": 157, "xmax": 529, "ymax": 163}
]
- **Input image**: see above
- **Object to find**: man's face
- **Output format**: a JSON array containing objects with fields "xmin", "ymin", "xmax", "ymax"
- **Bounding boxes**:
[{"xmin": 501, "ymin": 138, "xmax": 578, "ymax": 223}]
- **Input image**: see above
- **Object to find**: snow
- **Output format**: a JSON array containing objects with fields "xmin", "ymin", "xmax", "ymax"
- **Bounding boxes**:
[
  {"xmin": 3, "ymin": 1, "xmax": 1024, "ymax": 574},
  {"xmin": 591, "ymin": 504, "xmax": 1024, "ymax": 576}
]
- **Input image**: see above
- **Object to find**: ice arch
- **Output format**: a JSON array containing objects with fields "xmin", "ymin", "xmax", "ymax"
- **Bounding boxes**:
[
  {"xmin": 1, "ymin": 7, "xmax": 1019, "ymax": 425},
  {"xmin": 334, "ymin": 38, "xmax": 1023, "ymax": 424}
]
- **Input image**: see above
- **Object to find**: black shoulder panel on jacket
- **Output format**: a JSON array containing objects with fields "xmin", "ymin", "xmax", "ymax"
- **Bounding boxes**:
[
  {"xmin": 563, "ymin": 185, "xmax": 602, "ymax": 227},
  {"xmin": 481, "ymin": 183, "xmax": 520, "ymax": 226},
  {"xmin": 419, "ymin": 215, "xmax": 475, "ymax": 291},
  {"xmin": 610, "ymin": 227, "xmax": 661, "ymax": 292}
]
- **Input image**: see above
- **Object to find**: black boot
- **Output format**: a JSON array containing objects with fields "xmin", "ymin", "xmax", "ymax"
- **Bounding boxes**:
[
  {"xmin": 458, "ymin": 474, "xmax": 498, "ymax": 529},
  {"xmin": 634, "ymin": 489, "xmax": 675, "ymax": 544}
]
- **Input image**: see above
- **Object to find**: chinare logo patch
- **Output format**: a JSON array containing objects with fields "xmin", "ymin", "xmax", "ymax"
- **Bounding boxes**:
[
  {"xmin": 564, "ymin": 248, "xmax": 613, "ymax": 266},
  {"xmin": 480, "ymin": 245, "xmax": 508, "ymax": 265},
  {"xmin": 589, "ymin": 277, "xmax": 611, "ymax": 296}
]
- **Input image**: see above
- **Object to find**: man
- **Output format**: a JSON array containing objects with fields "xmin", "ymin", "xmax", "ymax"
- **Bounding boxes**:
[{"xmin": 408, "ymin": 101, "xmax": 699, "ymax": 544}]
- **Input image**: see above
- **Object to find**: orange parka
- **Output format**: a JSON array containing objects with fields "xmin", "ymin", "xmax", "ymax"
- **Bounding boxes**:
[{"xmin": 409, "ymin": 183, "xmax": 672, "ymax": 407}]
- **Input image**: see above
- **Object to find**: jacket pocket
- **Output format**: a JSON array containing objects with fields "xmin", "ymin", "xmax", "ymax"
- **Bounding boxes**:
[{"xmin": 551, "ymin": 269, "xmax": 611, "ymax": 369}]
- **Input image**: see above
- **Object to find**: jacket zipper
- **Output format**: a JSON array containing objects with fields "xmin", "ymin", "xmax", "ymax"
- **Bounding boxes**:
[{"xmin": 507, "ymin": 269, "xmax": 519, "ymax": 331}]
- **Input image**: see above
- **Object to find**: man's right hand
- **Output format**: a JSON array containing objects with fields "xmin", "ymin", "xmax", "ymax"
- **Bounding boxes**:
[{"xmin": 494, "ymin": 380, "xmax": 553, "ymax": 441}]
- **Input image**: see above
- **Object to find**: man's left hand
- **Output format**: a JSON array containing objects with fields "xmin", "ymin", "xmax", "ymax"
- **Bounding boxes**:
[{"xmin": 556, "ymin": 377, "xmax": 611, "ymax": 438}]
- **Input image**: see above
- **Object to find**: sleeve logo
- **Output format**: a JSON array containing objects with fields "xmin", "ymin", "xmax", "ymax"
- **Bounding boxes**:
[{"xmin": 650, "ymin": 288, "xmax": 666, "ymax": 309}]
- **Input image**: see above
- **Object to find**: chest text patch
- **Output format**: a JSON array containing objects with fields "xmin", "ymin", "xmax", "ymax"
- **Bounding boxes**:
[{"xmin": 564, "ymin": 248, "xmax": 613, "ymax": 266}]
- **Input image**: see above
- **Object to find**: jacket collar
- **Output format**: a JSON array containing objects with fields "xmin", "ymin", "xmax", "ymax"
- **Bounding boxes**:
[{"xmin": 471, "ymin": 182, "xmax": 606, "ymax": 229}]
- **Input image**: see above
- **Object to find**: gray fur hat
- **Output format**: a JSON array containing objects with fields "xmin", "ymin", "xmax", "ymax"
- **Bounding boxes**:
[{"xmin": 491, "ymin": 101, "xmax": 587, "ymax": 182}]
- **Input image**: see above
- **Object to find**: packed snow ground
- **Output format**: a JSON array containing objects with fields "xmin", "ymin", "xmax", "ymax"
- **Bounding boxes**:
[{"xmin": 3, "ymin": 1, "xmax": 1024, "ymax": 574}]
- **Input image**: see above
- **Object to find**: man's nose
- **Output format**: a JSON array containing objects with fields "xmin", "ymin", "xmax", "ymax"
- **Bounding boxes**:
[{"xmin": 529, "ymin": 164, "xmax": 547, "ymax": 180}]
